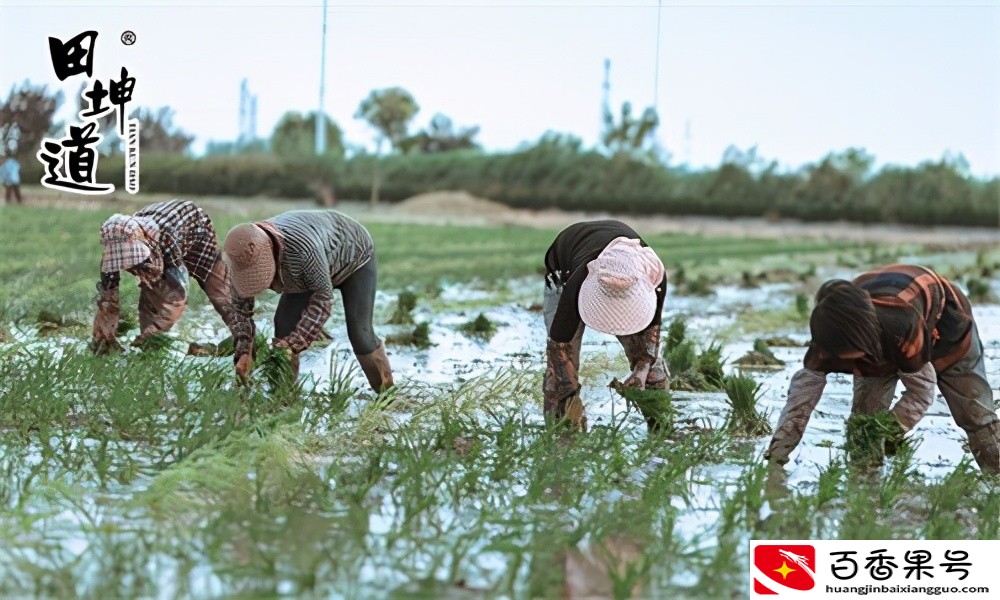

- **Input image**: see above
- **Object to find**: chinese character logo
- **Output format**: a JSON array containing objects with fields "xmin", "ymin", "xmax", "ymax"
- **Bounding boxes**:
[{"xmin": 753, "ymin": 545, "xmax": 816, "ymax": 594}]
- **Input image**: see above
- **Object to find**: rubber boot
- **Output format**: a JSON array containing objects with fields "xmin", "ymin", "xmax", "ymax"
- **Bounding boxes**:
[
  {"xmin": 544, "ymin": 326, "xmax": 586, "ymax": 431},
  {"xmin": 356, "ymin": 342, "xmax": 394, "ymax": 393}
]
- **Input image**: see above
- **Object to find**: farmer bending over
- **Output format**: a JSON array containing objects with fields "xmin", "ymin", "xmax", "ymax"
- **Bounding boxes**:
[
  {"xmin": 766, "ymin": 264, "xmax": 1000, "ymax": 474},
  {"xmin": 92, "ymin": 200, "xmax": 235, "ymax": 352},
  {"xmin": 222, "ymin": 209, "xmax": 394, "ymax": 392},
  {"xmin": 543, "ymin": 220, "xmax": 668, "ymax": 431}
]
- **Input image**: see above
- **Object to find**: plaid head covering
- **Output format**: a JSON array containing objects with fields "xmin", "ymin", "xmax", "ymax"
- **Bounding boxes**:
[{"xmin": 100, "ymin": 214, "xmax": 160, "ymax": 273}]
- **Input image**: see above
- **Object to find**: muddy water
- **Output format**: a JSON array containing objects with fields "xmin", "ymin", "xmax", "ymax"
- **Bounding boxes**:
[
  {"xmin": 279, "ymin": 272, "xmax": 992, "ymax": 547},
  {"xmin": 296, "ymin": 273, "xmax": 999, "ymax": 491}
]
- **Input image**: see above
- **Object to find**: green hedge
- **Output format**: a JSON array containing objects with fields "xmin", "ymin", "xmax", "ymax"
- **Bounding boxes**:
[{"xmin": 18, "ymin": 148, "xmax": 999, "ymax": 227}]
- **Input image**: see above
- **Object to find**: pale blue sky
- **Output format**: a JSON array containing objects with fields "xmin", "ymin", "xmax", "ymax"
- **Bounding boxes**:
[{"xmin": 2, "ymin": 1, "xmax": 998, "ymax": 175}]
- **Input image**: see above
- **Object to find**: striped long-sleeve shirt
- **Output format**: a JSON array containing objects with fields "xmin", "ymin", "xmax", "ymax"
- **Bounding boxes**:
[
  {"xmin": 804, "ymin": 264, "xmax": 973, "ymax": 376},
  {"xmin": 231, "ymin": 210, "xmax": 375, "ymax": 356},
  {"xmin": 98, "ymin": 200, "xmax": 221, "ymax": 293},
  {"xmin": 766, "ymin": 264, "xmax": 972, "ymax": 463}
]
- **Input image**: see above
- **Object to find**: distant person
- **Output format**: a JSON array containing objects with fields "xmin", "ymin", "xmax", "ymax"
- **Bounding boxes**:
[
  {"xmin": 543, "ymin": 220, "xmax": 668, "ymax": 431},
  {"xmin": 222, "ymin": 209, "xmax": 394, "ymax": 392},
  {"xmin": 766, "ymin": 264, "xmax": 999, "ymax": 474},
  {"xmin": 91, "ymin": 200, "xmax": 236, "ymax": 352},
  {"xmin": 1, "ymin": 155, "xmax": 22, "ymax": 204}
]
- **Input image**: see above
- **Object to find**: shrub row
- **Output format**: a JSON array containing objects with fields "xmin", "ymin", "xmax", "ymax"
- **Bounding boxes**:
[{"xmin": 19, "ymin": 146, "xmax": 998, "ymax": 227}]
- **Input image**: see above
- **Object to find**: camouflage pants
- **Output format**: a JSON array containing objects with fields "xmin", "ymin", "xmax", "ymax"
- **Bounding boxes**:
[{"xmin": 853, "ymin": 322, "xmax": 999, "ymax": 473}]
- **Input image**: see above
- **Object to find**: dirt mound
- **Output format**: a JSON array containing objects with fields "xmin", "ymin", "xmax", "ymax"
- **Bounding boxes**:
[{"xmin": 395, "ymin": 191, "xmax": 514, "ymax": 218}]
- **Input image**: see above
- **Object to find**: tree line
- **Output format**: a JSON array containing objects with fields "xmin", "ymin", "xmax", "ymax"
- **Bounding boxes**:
[{"xmin": 3, "ymin": 81, "xmax": 997, "ymax": 227}]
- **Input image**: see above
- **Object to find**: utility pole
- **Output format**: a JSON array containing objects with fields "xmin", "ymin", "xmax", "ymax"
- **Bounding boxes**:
[
  {"xmin": 602, "ymin": 57, "xmax": 611, "ymax": 134},
  {"xmin": 316, "ymin": 0, "xmax": 329, "ymax": 155},
  {"xmin": 653, "ymin": 0, "xmax": 662, "ymax": 111}
]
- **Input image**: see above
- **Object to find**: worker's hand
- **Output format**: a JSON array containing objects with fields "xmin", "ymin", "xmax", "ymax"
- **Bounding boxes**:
[
  {"xmin": 235, "ymin": 353, "xmax": 253, "ymax": 380},
  {"xmin": 273, "ymin": 338, "xmax": 291, "ymax": 350},
  {"xmin": 131, "ymin": 325, "xmax": 159, "ymax": 347},
  {"xmin": 620, "ymin": 360, "xmax": 652, "ymax": 390}
]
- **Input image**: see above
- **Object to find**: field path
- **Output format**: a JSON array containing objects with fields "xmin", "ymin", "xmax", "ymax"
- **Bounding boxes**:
[{"xmin": 9, "ymin": 185, "xmax": 998, "ymax": 249}]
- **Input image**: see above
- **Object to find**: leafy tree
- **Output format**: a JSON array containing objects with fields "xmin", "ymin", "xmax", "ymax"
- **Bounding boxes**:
[
  {"xmin": 355, "ymin": 87, "xmax": 420, "ymax": 205},
  {"xmin": 0, "ymin": 81, "xmax": 63, "ymax": 159},
  {"xmin": 399, "ymin": 113, "xmax": 480, "ymax": 154},
  {"xmin": 270, "ymin": 111, "xmax": 344, "ymax": 158},
  {"xmin": 134, "ymin": 107, "xmax": 194, "ymax": 154},
  {"xmin": 355, "ymin": 87, "xmax": 420, "ymax": 152},
  {"xmin": 601, "ymin": 101, "xmax": 659, "ymax": 158}
]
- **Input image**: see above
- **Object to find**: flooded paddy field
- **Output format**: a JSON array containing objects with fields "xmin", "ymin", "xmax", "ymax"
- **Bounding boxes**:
[{"xmin": 1, "ymin": 203, "xmax": 997, "ymax": 598}]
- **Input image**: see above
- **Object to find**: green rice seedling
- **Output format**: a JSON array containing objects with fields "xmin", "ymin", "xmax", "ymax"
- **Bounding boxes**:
[
  {"xmin": 696, "ymin": 341, "xmax": 726, "ymax": 388},
  {"xmin": 965, "ymin": 277, "xmax": 998, "ymax": 303},
  {"xmin": 253, "ymin": 343, "xmax": 299, "ymax": 394},
  {"xmin": 760, "ymin": 336, "xmax": 799, "ymax": 347},
  {"xmin": 386, "ymin": 321, "xmax": 433, "ymax": 349},
  {"xmin": 794, "ymin": 292, "xmax": 810, "ymax": 318},
  {"xmin": 388, "ymin": 290, "xmax": 418, "ymax": 324},
  {"xmin": 665, "ymin": 316, "xmax": 687, "ymax": 350},
  {"xmin": 610, "ymin": 379, "xmax": 674, "ymax": 434},
  {"xmin": 683, "ymin": 276, "xmax": 714, "ymax": 297},
  {"xmin": 923, "ymin": 461, "xmax": 982, "ymax": 539},
  {"xmin": 722, "ymin": 373, "xmax": 771, "ymax": 437},
  {"xmin": 733, "ymin": 339, "xmax": 784, "ymax": 369},
  {"xmin": 814, "ymin": 457, "xmax": 846, "ymax": 509},
  {"xmin": 36, "ymin": 309, "xmax": 85, "ymax": 334},
  {"xmin": 844, "ymin": 412, "xmax": 903, "ymax": 467},
  {"xmin": 136, "ymin": 332, "xmax": 173, "ymax": 352},
  {"xmin": 879, "ymin": 439, "xmax": 919, "ymax": 510},
  {"xmin": 459, "ymin": 312, "xmax": 498, "ymax": 340},
  {"xmin": 116, "ymin": 311, "xmax": 138, "ymax": 335}
]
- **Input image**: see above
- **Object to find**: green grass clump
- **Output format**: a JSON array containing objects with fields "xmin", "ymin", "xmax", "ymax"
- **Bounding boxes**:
[
  {"xmin": 663, "ymin": 317, "xmax": 726, "ymax": 391},
  {"xmin": 116, "ymin": 311, "xmax": 138, "ymax": 335},
  {"xmin": 722, "ymin": 373, "xmax": 771, "ymax": 437},
  {"xmin": 795, "ymin": 293, "xmax": 810, "ymax": 318},
  {"xmin": 610, "ymin": 380, "xmax": 674, "ymax": 433},
  {"xmin": 733, "ymin": 339, "xmax": 785, "ymax": 369},
  {"xmin": 386, "ymin": 321, "xmax": 433, "ymax": 349},
  {"xmin": 256, "ymin": 345, "xmax": 296, "ymax": 390},
  {"xmin": 682, "ymin": 276, "xmax": 715, "ymax": 297},
  {"xmin": 136, "ymin": 333, "xmax": 174, "ymax": 352},
  {"xmin": 665, "ymin": 316, "xmax": 687, "ymax": 351},
  {"xmin": 966, "ymin": 278, "xmax": 998, "ymax": 303},
  {"xmin": 388, "ymin": 290, "xmax": 419, "ymax": 324},
  {"xmin": 844, "ymin": 412, "xmax": 906, "ymax": 467},
  {"xmin": 36, "ymin": 309, "xmax": 85, "ymax": 333},
  {"xmin": 459, "ymin": 313, "xmax": 498, "ymax": 340}
]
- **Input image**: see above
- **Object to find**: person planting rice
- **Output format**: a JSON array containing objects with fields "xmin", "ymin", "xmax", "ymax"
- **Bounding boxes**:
[
  {"xmin": 91, "ymin": 200, "xmax": 235, "ymax": 352},
  {"xmin": 222, "ymin": 209, "xmax": 394, "ymax": 391},
  {"xmin": 766, "ymin": 264, "xmax": 1000, "ymax": 474},
  {"xmin": 543, "ymin": 220, "xmax": 668, "ymax": 431}
]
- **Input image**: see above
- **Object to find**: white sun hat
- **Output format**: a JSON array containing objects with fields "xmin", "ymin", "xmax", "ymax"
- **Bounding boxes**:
[{"xmin": 578, "ymin": 236, "xmax": 665, "ymax": 336}]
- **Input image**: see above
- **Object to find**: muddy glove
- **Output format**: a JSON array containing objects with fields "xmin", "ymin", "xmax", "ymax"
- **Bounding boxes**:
[
  {"xmin": 544, "ymin": 337, "xmax": 586, "ymax": 430},
  {"xmin": 617, "ymin": 323, "xmax": 669, "ymax": 391},
  {"xmin": 137, "ymin": 266, "xmax": 188, "ymax": 341},
  {"xmin": 91, "ymin": 286, "xmax": 123, "ymax": 354},
  {"xmin": 765, "ymin": 368, "xmax": 827, "ymax": 465}
]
